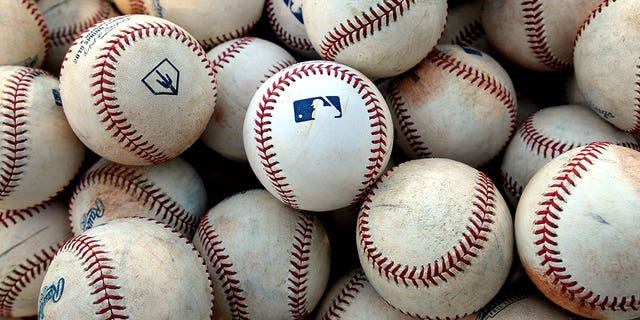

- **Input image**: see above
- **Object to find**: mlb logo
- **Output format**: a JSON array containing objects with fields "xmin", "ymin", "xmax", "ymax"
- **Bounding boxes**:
[
  {"xmin": 284, "ymin": 0, "xmax": 304, "ymax": 23},
  {"xmin": 293, "ymin": 96, "xmax": 342, "ymax": 123}
]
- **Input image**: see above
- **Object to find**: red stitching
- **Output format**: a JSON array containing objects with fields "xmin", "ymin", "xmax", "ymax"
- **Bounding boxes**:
[
  {"xmin": 90, "ymin": 21, "xmax": 214, "ymax": 164},
  {"xmin": 388, "ymin": 301, "xmax": 470, "ymax": 320},
  {"xmin": 500, "ymin": 170, "xmax": 524, "ymax": 202},
  {"xmin": 632, "ymin": 62, "xmax": 640, "ymax": 134},
  {"xmin": 23, "ymin": 0, "xmax": 50, "ymax": 64},
  {"xmin": 358, "ymin": 169, "xmax": 498, "ymax": 289},
  {"xmin": 69, "ymin": 163, "xmax": 198, "ymax": 237},
  {"xmin": 574, "ymin": 0, "xmax": 616, "ymax": 50},
  {"xmin": 48, "ymin": 1, "xmax": 113, "ymax": 47},
  {"xmin": 129, "ymin": 0, "xmax": 146, "ymax": 14},
  {"xmin": 287, "ymin": 212, "xmax": 314, "ymax": 319},
  {"xmin": 210, "ymin": 37, "xmax": 256, "ymax": 73},
  {"xmin": 319, "ymin": 270, "xmax": 367, "ymax": 320},
  {"xmin": 521, "ymin": 0, "xmax": 570, "ymax": 70},
  {"xmin": 0, "ymin": 246, "xmax": 59, "ymax": 316},
  {"xmin": 388, "ymin": 81, "xmax": 431, "ymax": 158},
  {"xmin": 61, "ymin": 234, "xmax": 127, "ymax": 319},
  {"xmin": 0, "ymin": 202, "xmax": 49, "ymax": 228},
  {"xmin": 320, "ymin": 0, "xmax": 414, "ymax": 60},
  {"xmin": 266, "ymin": 0, "xmax": 315, "ymax": 52},
  {"xmin": 196, "ymin": 214, "xmax": 248, "ymax": 319},
  {"xmin": 199, "ymin": 19, "xmax": 259, "ymax": 49},
  {"xmin": 451, "ymin": 18, "xmax": 485, "ymax": 47},
  {"xmin": 519, "ymin": 116, "xmax": 573, "ymax": 159},
  {"xmin": 427, "ymin": 47, "xmax": 517, "ymax": 134},
  {"xmin": 252, "ymin": 63, "xmax": 389, "ymax": 208},
  {"xmin": 261, "ymin": 59, "xmax": 297, "ymax": 85},
  {"xmin": 533, "ymin": 142, "xmax": 639, "ymax": 312},
  {"xmin": 0, "ymin": 69, "xmax": 44, "ymax": 201}
]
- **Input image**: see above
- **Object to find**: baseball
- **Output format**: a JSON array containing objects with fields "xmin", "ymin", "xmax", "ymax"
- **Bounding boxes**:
[
  {"xmin": 265, "ymin": 0, "xmax": 319, "ymax": 58},
  {"xmin": 38, "ymin": 217, "xmax": 213, "ymax": 319},
  {"xmin": 357, "ymin": 158, "xmax": 513, "ymax": 318},
  {"xmin": 313, "ymin": 268, "xmax": 413, "ymax": 320},
  {"xmin": 573, "ymin": 0, "xmax": 640, "ymax": 134},
  {"xmin": 60, "ymin": 14, "xmax": 217, "ymax": 166},
  {"xmin": 243, "ymin": 60, "xmax": 393, "ymax": 212},
  {"xmin": 0, "ymin": 0, "xmax": 49, "ymax": 68},
  {"xmin": 193, "ymin": 189, "xmax": 331, "ymax": 319},
  {"xmin": 0, "ymin": 66, "xmax": 85, "ymax": 211},
  {"xmin": 39, "ymin": 0, "xmax": 118, "ymax": 74},
  {"xmin": 68, "ymin": 156, "xmax": 207, "ymax": 238},
  {"xmin": 386, "ymin": 44, "xmax": 517, "ymax": 167},
  {"xmin": 439, "ymin": 0, "xmax": 491, "ymax": 54},
  {"xmin": 515, "ymin": 142, "xmax": 640, "ymax": 319},
  {"xmin": 482, "ymin": 0, "xmax": 602, "ymax": 72},
  {"xmin": 112, "ymin": 0, "xmax": 146, "ymax": 14},
  {"xmin": 462, "ymin": 290, "xmax": 578, "ymax": 320},
  {"xmin": 0, "ymin": 201, "xmax": 71, "ymax": 318},
  {"xmin": 202, "ymin": 37, "xmax": 296, "ymax": 162},
  {"xmin": 501, "ymin": 104, "xmax": 639, "ymax": 207},
  {"xmin": 302, "ymin": 0, "xmax": 447, "ymax": 79}
]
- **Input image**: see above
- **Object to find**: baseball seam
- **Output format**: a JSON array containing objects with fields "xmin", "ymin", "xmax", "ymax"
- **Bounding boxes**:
[
  {"xmin": 389, "ymin": 301, "xmax": 470, "ymax": 320},
  {"xmin": 428, "ymin": 47, "xmax": 517, "ymax": 133},
  {"xmin": 69, "ymin": 164, "xmax": 198, "ymax": 237},
  {"xmin": 0, "ymin": 246, "xmax": 59, "ymax": 316},
  {"xmin": 209, "ymin": 37, "xmax": 256, "ymax": 73},
  {"xmin": 533, "ymin": 142, "xmax": 639, "ymax": 311},
  {"xmin": 197, "ymin": 214, "xmax": 249, "ymax": 320},
  {"xmin": 319, "ymin": 270, "xmax": 367, "ymax": 320},
  {"xmin": 520, "ymin": 115, "xmax": 575, "ymax": 159},
  {"xmin": 252, "ymin": 63, "xmax": 389, "ymax": 209},
  {"xmin": 358, "ymin": 169, "xmax": 497, "ymax": 290},
  {"xmin": 574, "ymin": 0, "xmax": 616, "ymax": 49},
  {"xmin": 199, "ymin": 19, "xmax": 260, "ymax": 50},
  {"xmin": 388, "ymin": 81, "xmax": 431, "ymax": 158},
  {"xmin": 48, "ymin": 1, "xmax": 113, "ymax": 48},
  {"xmin": 23, "ymin": 0, "xmax": 50, "ymax": 63},
  {"xmin": 89, "ymin": 21, "xmax": 214, "ymax": 165},
  {"xmin": 320, "ymin": 0, "xmax": 414, "ymax": 60},
  {"xmin": 287, "ymin": 212, "xmax": 314, "ymax": 319},
  {"xmin": 451, "ymin": 18, "xmax": 485, "ymax": 47},
  {"xmin": 266, "ymin": 0, "xmax": 315, "ymax": 52},
  {"xmin": 500, "ymin": 170, "xmax": 524, "ymax": 202},
  {"xmin": 261, "ymin": 59, "xmax": 297, "ymax": 85},
  {"xmin": 0, "ymin": 203, "xmax": 47, "ymax": 228},
  {"xmin": 521, "ymin": 0, "xmax": 570, "ymax": 70},
  {"xmin": 129, "ymin": 0, "xmax": 146, "ymax": 14},
  {"xmin": 632, "ymin": 62, "xmax": 640, "ymax": 134}
]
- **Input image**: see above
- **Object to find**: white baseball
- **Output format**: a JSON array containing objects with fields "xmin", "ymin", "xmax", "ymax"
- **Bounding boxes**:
[
  {"xmin": 38, "ymin": 0, "xmax": 118, "ymax": 74},
  {"xmin": 313, "ymin": 268, "xmax": 413, "ymax": 320},
  {"xmin": 387, "ymin": 44, "xmax": 516, "ymax": 167},
  {"xmin": 139, "ymin": 0, "xmax": 265, "ymax": 49},
  {"xmin": 0, "ymin": 0, "xmax": 49, "ymax": 68},
  {"xmin": 68, "ymin": 156, "xmax": 207, "ymax": 238},
  {"xmin": 112, "ymin": 0, "xmax": 145, "ymax": 14},
  {"xmin": 515, "ymin": 142, "xmax": 640, "ymax": 319},
  {"xmin": 302, "ymin": 0, "xmax": 448, "ymax": 79},
  {"xmin": 482, "ymin": 0, "xmax": 602, "ymax": 71},
  {"xmin": 60, "ymin": 15, "xmax": 217, "ymax": 166},
  {"xmin": 0, "ymin": 201, "xmax": 71, "ymax": 318},
  {"xmin": 38, "ymin": 217, "xmax": 213, "ymax": 319},
  {"xmin": 202, "ymin": 37, "xmax": 296, "ymax": 161},
  {"xmin": 357, "ymin": 158, "xmax": 513, "ymax": 318},
  {"xmin": 193, "ymin": 189, "xmax": 331, "ymax": 319},
  {"xmin": 573, "ymin": 0, "xmax": 640, "ymax": 134},
  {"xmin": 439, "ymin": 0, "xmax": 491, "ymax": 54},
  {"xmin": 243, "ymin": 60, "xmax": 393, "ymax": 212},
  {"xmin": 501, "ymin": 104, "xmax": 639, "ymax": 207},
  {"xmin": 0, "ymin": 66, "xmax": 85, "ymax": 211},
  {"xmin": 461, "ymin": 291, "xmax": 578, "ymax": 320},
  {"xmin": 265, "ymin": 0, "xmax": 319, "ymax": 58}
]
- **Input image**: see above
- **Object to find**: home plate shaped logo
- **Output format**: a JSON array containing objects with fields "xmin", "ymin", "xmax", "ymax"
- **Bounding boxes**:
[{"xmin": 142, "ymin": 58, "xmax": 180, "ymax": 95}]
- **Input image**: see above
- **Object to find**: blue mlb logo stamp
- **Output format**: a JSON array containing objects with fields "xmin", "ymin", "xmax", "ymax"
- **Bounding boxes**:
[
  {"xmin": 293, "ymin": 96, "xmax": 342, "ymax": 123},
  {"xmin": 284, "ymin": 0, "xmax": 304, "ymax": 23}
]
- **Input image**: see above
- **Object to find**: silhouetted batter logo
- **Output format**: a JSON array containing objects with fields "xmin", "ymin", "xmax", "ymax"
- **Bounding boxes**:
[
  {"xmin": 284, "ymin": 0, "xmax": 304, "ymax": 23},
  {"xmin": 293, "ymin": 96, "xmax": 342, "ymax": 123},
  {"xmin": 142, "ymin": 58, "xmax": 179, "ymax": 95}
]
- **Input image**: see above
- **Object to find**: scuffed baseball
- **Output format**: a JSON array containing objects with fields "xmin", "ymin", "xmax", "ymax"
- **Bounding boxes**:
[
  {"xmin": 573, "ymin": 0, "xmax": 640, "ymax": 134},
  {"xmin": 193, "ymin": 189, "xmax": 331, "ymax": 319},
  {"xmin": 112, "ymin": 0, "xmax": 146, "ymax": 14},
  {"xmin": 0, "ymin": 66, "xmax": 85, "ymax": 210},
  {"xmin": 0, "ymin": 201, "xmax": 71, "ymax": 318},
  {"xmin": 461, "ymin": 290, "xmax": 579, "ymax": 320},
  {"xmin": 482, "ymin": 0, "xmax": 601, "ymax": 72},
  {"xmin": 357, "ymin": 158, "xmax": 513, "ymax": 318},
  {"xmin": 243, "ymin": 60, "xmax": 393, "ymax": 212},
  {"xmin": 302, "ymin": 0, "xmax": 448, "ymax": 79},
  {"xmin": 501, "ymin": 104, "xmax": 639, "ymax": 207},
  {"xmin": 515, "ymin": 142, "xmax": 640, "ymax": 319},
  {"xmin": 60, "ymin": 15, "xmax": 216, "ymax": 166},
  {"xmin": 0, "ymin": 0, "xmax": 49, "ymax": 68},
  {"xmin": 68, "ymin": 156, "xmax": 207, "ymax": 238},
  {"xmin": 38, "ymin": 218, "xmax": 213, "ymax": 319},
  {"xmin": 265, "ymin": 0, "xmax": 319, "ymax": 58},
  {"xmin": 38, "ymin": 0, "xmax": 118, "ymax": 74},
  {"xmin": 439, "ymin": 0, "xmax": 491, "ymax": 54},
  {"xmin": 387, "ymin": 45, "xmax": 516, "ymax": 167},
  {"xmin": 202, "ymin": 37, "xmax": 296, "ymax": 161}
]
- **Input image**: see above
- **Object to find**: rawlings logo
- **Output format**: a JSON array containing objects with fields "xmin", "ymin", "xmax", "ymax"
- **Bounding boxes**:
[
  {"xmin": 38, "ymin": 278, "xmax": 65, "ymax": 319},
  {"xmin": 80, "ymin": 199, "xmax": 105, "ymax": 231}
]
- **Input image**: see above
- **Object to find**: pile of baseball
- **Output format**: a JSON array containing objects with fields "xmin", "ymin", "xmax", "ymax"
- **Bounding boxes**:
[{"xmin": 1, "ymin": 0, "xmax": 638, "ymax": 319}]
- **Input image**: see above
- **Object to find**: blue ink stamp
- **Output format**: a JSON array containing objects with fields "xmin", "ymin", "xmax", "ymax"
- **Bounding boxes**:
[
  {"xmin": 461, "ymin": 46, "xmax": 483, "ymax": 56},
  {"xmin": 142, "ymin": 58, "xmax": 179, "ymax": 95},
  {"xmin": 51, "ymin": 89, "xmax": 62, "ymax": 107},
  {"xmin": 293, "ymin": 96, "xmax": 342, "ymax": 123},
  {"xmin": 38, "ymin": 277, "xmax": 65, "ymax": 319},
  {"xmin": 284, "ymin": 0, "xmax": 304, "ymax": 23},
  {"xmin": 80, "ymin": 199, "xmax": 105, "ymax": 231}
]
